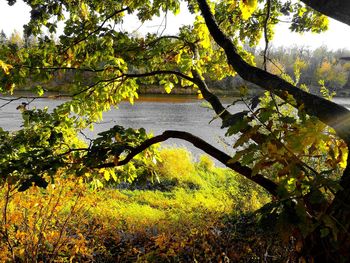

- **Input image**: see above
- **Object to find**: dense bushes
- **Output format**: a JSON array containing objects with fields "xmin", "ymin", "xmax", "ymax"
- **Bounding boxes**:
[{"xmin": 0, "ymin": 148, "xmax": 284, "ymax": 262}]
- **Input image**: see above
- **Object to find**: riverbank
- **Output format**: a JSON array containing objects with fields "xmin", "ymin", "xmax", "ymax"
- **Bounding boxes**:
[{"xmin": 137, "ymin": 84, "xmax": 244, "ymax": 96}]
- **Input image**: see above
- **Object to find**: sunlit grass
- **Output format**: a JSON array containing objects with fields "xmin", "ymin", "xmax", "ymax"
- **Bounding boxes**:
[{"xmin": 0, "ymin": 148, "xmax": 272, "ymax": 262}]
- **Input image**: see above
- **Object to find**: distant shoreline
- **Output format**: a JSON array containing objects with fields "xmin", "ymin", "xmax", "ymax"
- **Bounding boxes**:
[{"xmin": 5, "ymin": 85, "xmax": 350, "ymax": 99}]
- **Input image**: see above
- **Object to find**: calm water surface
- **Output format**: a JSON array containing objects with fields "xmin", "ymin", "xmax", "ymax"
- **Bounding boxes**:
[
  {"xmin": 0, "ymin": 95, "xmax": 348, "ymax": 159},
  {"xmin": 0, "ymin": 95, "xmax": 246, "ymax": 158}
]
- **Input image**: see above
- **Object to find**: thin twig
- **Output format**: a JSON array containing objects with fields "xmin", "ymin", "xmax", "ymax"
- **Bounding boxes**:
[
  {"xmin": 263, "ymin": 0, "xmax": 271, "ymax": 71},
  {"xmin": 62, "ymin": 7, "xmax": 129, "ymax": 53}
]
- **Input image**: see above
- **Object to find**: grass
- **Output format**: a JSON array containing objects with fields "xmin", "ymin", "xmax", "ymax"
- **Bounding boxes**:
[{"xmin": 0, "ymin": 148, "xmax": 287, "ymax": 262}]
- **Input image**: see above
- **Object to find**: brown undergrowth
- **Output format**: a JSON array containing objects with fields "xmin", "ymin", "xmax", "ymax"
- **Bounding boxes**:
[{"xmin": 0, "ymin": 148, "xmax": 287, "ymax": 262}]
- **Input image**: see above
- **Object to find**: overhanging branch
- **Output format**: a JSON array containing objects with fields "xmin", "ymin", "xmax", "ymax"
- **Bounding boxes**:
[
  {"xmin": 123, "ymin": 70, "xmax": 194, "ymax": 83},
  {"xmin": 97, "ymin": 130, "xmax": 279, "ymax": 196}
]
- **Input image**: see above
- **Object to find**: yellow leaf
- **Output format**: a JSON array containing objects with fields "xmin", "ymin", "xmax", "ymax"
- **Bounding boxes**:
[
  {"xmin": 164, "ymin": 82, "xmax": 174, "ymax": 94},
  {"xmin": 239, "ymin": 0, "xmax": 257, "ymax": 20},
  {"xmin": 194, "ymin": 17, "xmax": 211, "ymax": 49},
  {"xmin": 110, "ymin": 168, "xmax": 118, "ymax": 181},
  {"xmin": 80, "ymin": 2, "xmax": 89, "ymax": 20},
  {"xmin": 115, "ymin": 133, "xmax": 122, "ymax": 142},
  {"xmin": 0, "ymin": 60, "xmax": 13, "ymax": 75},
  {"xmin": 19, "ymin": 248, "xmax": 25, "ymax": 257},
  {"xmin": 175, "ymin": 52, "xmax": 182, "ymax": 64},
  {"xmin": 198, "ymin": 23, "xmax": 211, "ymax": 49},
  {"xmin": 339, "ymin": 148, "xmax": 348, "ymax": 169},
  {"xmin": 228, "ymin": 0, "xmax": 237, "ymax": 12},
  {"xmin": 103, "ymin": 169, "xmax": 110, "ymax": 181},
  {"xmin": 95, "ymin": 178, "xmax": 104, "ymax": 188}
]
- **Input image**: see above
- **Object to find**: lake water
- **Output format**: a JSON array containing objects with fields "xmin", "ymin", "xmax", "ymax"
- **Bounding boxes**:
[{"xmin": 1, "ymin": 95, "xmax": 349, "ymax": 160}]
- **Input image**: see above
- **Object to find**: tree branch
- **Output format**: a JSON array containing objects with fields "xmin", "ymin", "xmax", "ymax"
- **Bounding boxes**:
[
  {"xmin": 0, "ymin": 69, "xmax": 194, "ymax": 108},
  {"xmin": 123, "ymin": 70, "xmax": 194, "ymax": 83},
  {"xmin": 191, "ymin": 70, "xmax": 232, "ymax": 121},
  {"xmin": 196, "ymin": 0, "xmax": 350, "ymax": 142},
  {"xmin": 97, "ymin": 130, "xmax": 279, "ymax": 196},
  {"xmin": 301, "ymin": 0, "xmax": 350, "ymax": 26},
  {"xmin": 187, "ymin": 42, "xmax": 233, "ymax": 126},
  {"xmin": 76, "ymin": 69, "xmax": 194, "ymax": 93},
  {"xmin": 15, "ymin": 65, "xmax": 111, "ymax": 73},
  {"xmin": 63, "ymin": 7, "xmax": 129, "ymax": 52},
  {"xmin": 263, "ymin": 0, "xmax": 271, "ymax": 70}
]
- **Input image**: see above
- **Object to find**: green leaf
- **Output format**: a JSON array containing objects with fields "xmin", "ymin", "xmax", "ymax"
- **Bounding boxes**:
[{"xmin": 34, "ymin": 85, "xmax": 44, "ymax": 96}]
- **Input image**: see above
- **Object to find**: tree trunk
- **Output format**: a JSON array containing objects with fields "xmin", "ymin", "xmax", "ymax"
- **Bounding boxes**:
[{"xmin": 196, "ymin": 0, "xmax": 350, "ymax": 261}]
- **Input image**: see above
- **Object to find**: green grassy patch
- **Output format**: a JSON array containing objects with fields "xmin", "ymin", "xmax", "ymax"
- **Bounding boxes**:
[{"xmin": 0, "ymin": 148, "xmax": 287, "ymax": 262}]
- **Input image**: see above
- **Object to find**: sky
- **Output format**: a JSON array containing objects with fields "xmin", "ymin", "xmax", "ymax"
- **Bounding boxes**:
[{"xmin": 1, "ymin": 0, "xmax": 350, "ymax": 51}]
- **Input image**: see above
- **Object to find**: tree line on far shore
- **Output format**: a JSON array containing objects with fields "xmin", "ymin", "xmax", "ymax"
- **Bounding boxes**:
[
  {"xmin": 1, "ymin": 29, "xmax": 350, "ymax": 96},
  {"xmin": 209, "ymin": 45, "xmax": 350, "ymax": 96}
]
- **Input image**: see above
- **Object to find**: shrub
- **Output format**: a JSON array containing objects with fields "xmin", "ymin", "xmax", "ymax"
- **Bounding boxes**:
[
  {"xmin": 198, "ymin": 154, "xmax": 215, "ymax": 171},
  {"xmin": 0, "ymin": 147, "xmax": 275, "ymax": 262},
  {"xmin": 0, "ymin": 179, "xmax": 92, "ymax": 262}
]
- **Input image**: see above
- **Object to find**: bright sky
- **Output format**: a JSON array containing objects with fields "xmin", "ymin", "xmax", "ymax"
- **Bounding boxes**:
[{"xmin": 1, "ymin": 0, "xmax": 350, "ymax": 51}]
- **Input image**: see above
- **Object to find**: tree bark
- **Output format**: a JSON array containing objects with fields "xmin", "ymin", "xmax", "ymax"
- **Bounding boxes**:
[
  {"xmin": 196, "ymin": 0, "xmax": 350, "ymax": 142},
  {"xmin": 96, "ymin": 130, "xmax": 279, "ymax": 196},
  {"xmin": 195, "ymin": 0, "xmax": 350, "ymax": 261},
  {"xmin": 301, "ymin": 0, "xmax": 350, "ymax": 27}
]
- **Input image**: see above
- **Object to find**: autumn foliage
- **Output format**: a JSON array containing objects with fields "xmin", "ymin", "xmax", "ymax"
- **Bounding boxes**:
[{"xmin": 0, "ymin": 149, "xmax": 279, "ymax": 262}]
